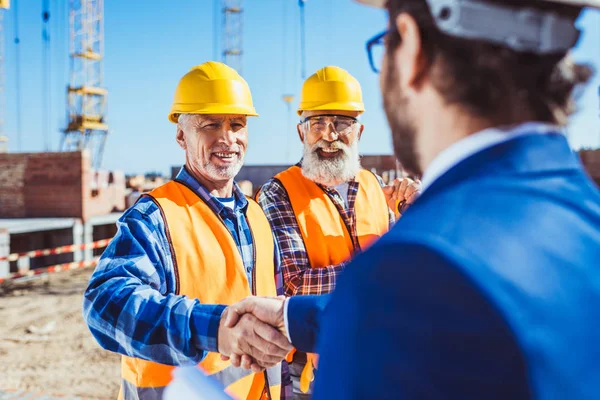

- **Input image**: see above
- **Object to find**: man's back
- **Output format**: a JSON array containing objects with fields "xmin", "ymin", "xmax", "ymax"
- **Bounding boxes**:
[{"xmin": 313, "ymin": 133, "xmax": 600, "ymax": 399}]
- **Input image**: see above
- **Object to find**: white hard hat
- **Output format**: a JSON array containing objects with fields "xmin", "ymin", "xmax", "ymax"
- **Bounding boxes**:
[
  {"xmin": 356, "ymin": 0, "xmax": 598, "ymax": 54},
  {"xmin": 356, "ymin": 0, "xmax": 600, "ymax": 8}
]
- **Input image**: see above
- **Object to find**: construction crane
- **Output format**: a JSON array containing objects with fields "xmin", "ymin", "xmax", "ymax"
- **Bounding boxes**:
[
  {"xmin": 42, "ymin": 0, "xmax": 51, "ymax": 151},
  {"xmin": 299, "ymin": 0, "xmax": 307, "ymax": 79},
  {"xmin": 281, "ymin": 0, "xmax": 295, "ymax": 161},
  {"xmin": 222, "ymin": 0, "xmax": 243, "ymax": 73},
  {"xmin": 0, "ymin": 0, "xmax": 8, "ymax": 151},
  {"xmin": 61, "ymin": 0, "xmax": 108, "ymax": 169}
]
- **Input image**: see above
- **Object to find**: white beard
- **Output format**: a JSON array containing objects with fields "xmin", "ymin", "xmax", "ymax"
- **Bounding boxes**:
[{"xmin": 301, "ymin": 139, "xmax": 361, "ymax": 186}]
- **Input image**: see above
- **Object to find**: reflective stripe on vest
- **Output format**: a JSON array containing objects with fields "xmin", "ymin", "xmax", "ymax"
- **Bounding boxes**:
[
  {"xmin": 210, "ymin": 363, "xmax": 281, "ymax": 388},
  {"xmin": 120, "ymin": 380, "xmax": 165, "ymax": 400},
  {"xmin": 274, "ymin": 166, "xmax": 389, "ymax": 268},
  {"xmin": 119, "ymin": 180, "xmax": 281, "ymax": 400}
]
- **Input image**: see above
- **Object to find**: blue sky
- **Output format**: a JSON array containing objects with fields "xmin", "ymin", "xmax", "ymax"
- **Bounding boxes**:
[{"xmin": 2, "ymin": 0, "xmax": 599, "ymax": 175}]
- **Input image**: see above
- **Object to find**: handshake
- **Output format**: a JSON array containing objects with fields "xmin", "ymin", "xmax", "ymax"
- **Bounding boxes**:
[{"xmin": 217, "ymin": 296, "xmax": 292, "ymax": 372}]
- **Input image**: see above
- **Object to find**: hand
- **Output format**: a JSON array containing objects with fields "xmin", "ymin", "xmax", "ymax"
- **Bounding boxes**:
[
  {"xmin": 217, "ymin": 305, "xmax": 291, "ymax": 372},
  {"xmin": 219, "ymin": 296, "xmax": 289, "ymax": 371},
  {"xmin": 224, "ymin": 296, "xmax": 287, "ymax": 335},
  {"xmin": 382, "ymin": 177, "xmax": 421, "ymax": 213}
]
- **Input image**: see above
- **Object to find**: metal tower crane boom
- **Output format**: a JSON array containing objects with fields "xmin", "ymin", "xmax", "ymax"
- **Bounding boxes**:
[
  {"xmin": 0, "ymin": 1, "xmax": 9, "ymax": 151},
  {"xmin": 222, "ymin": 0, "xmax": 243, "ymax": 73},
  {"xmin": 62, "ymin": 0, "xmax": 108, "ymax": 169}
]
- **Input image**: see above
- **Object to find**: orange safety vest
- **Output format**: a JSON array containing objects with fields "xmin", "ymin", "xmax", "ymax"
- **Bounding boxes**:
[
  {"xmin": 118, "ymin": 180, "xmax": 282, "ymax": 400},
  {"xmin": 272, "ymin": 166, "xmax": 389, "ymax": 392},
  {"xmin": 274, "ymin": 165, "xmax": 390, "ymax": 267}
]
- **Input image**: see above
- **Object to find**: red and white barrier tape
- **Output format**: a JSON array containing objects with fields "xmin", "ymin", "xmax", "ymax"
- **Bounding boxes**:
[
  {"xmin": 0, "ymin": 257, "xmax": 101, "ymax": 284},
  {"xmin": 0, "ymin": 239, "xmax": 111, "ymax": 262}
]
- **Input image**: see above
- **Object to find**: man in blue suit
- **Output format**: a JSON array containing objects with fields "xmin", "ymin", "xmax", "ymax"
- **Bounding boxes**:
[{"xmin": 219, "ymin": 0, "xmax": 600, "ymax": 398}]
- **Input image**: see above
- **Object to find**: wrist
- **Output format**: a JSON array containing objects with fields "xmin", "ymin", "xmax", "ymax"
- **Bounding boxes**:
[
  {"xmin": 190, "ymin": 304, "xmax": 226, "ymax": 354},
  {"xmin": 215, "ymin": 306, "xmax": 229, "ymax": 354}
]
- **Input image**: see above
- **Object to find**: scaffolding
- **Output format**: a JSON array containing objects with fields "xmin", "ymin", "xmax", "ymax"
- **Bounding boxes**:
[
  {"xmin": 62, "ymin": 0, "xmax": 108, "ymax": 169},
  {"xmin": 222, "ymin": 0, "xmax": 243, "ymax": 74},
  {"xmin": 0, "ymin": 1, "xmax": 8, "ymax": 147}
]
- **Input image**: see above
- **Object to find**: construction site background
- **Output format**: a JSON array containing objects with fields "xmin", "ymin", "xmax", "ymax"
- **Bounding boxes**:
[{"xmin": 0, "ymin": 0, "xmax": 598, "ymax": 398}]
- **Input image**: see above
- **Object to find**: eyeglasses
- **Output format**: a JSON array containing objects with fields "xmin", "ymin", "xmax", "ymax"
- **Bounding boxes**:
[
  {"xmin": 301, "ymin": 114, "xmax": 359, "ymax": 136},
  {"xmin": 366, "ymin": 29, "xmax": 388, "ymax": 74}
]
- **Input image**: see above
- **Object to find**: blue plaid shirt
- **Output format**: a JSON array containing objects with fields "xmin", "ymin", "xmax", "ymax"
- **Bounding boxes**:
[{"xmin": 83, "ymin": 167, "xmax": 285, "ymax": 367}]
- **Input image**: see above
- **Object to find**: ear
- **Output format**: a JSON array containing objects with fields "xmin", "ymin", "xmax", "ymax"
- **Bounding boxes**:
[
  {"xmin": 394, "ymin": 13, "xmax": 427, "ymax": 92},
  {"xmin": 176, "ymin": 126, "xmax": 186, "ymax": 150},
  {"xmin": 357, "ymin": 124, "xmax": 364, "ymax": 141},
  {"xmin": 297, "ymin": 123, "xmax": 305, "ymax": 143}
]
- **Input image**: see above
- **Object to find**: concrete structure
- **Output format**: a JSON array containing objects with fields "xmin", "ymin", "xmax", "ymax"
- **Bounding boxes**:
[
  {"xmin": 0, "ymin": 213, "xmax": 120, "ymax": 280},
  {"xmin": 0, "ymin": 150, "xmax": 125, "ymax": 221},
  {"xmin": 235, "ymin": 165, "xmax": 291, "ymax": 194}
]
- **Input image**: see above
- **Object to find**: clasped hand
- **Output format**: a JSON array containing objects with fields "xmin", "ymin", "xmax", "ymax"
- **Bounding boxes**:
[{"xmin": 217, "ymin": 296, "xmax": 291, "ymax": 372}]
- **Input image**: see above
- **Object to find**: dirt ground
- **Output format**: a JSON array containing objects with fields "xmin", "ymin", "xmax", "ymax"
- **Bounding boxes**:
[{"xmin": 0, "ymin": 268, "xmax": 120, "ymax": 399}]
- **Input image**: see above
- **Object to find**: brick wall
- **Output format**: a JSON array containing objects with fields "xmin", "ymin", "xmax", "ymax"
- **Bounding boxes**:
[
  {"xmin": 26, "ymin": 152, "xmax": 85, "ymax": 218},
  {"xmin": 0, "ymin": 155, "xmax": 26, "ymax": 217},
  {"xmin": 0, "ymin": 152, "xmax": 84, "ymax": 218},
  {"xmin": 0, "ymin": 151, "xmax": 126, "ymax": 220}
]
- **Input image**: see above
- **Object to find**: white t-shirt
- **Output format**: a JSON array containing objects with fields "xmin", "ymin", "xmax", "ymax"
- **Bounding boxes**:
[
  {"xmin": 217, "ymin": 196, "xmax": 235, "ymax": 211},
  {"xmin": 332, "ymin": 182, "xmax": 350, "ymax": 208}
]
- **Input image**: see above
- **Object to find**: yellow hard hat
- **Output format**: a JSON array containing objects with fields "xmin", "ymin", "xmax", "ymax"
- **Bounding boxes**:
[
  {"xmin": 168, "ymin": 61, "xmax": 258, "ymax": 123},
  {"xmin": 297, "ymin": 66, "xmax": 364, "ymax": 116}
]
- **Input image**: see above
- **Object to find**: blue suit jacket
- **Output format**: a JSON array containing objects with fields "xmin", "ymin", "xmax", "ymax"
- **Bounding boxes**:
[{"xmin": 287, "ymin": 132, "xmax": 600, "ymax": 399}]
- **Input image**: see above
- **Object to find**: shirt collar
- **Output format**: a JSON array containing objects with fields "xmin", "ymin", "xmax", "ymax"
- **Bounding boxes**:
[
  {"xmin": 176, "ymin": 166, "xmax": 249, "ymax": 214},
  {"xmin": 420, "ymin": 122, "xmax": 562, "ymax": 193}
]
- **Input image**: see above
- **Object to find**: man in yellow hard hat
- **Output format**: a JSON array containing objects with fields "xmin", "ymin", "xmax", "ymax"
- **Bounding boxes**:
[
  {"xmin": 83, "ymin": 61, "xmax": 292, "ymax": 400},
  {"xmin": 256, "ymin": 65, "xmax": 420, "ymax": 398}
]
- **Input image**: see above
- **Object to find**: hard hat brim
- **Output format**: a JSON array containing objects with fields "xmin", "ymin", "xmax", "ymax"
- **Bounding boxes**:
[
  {"xmin": 169, "ymin": 104, "xmax": 259, "ymax": 123},
  {"xmin": 297, "ymin": 101, "xmax": 365, "ymax": 116}
]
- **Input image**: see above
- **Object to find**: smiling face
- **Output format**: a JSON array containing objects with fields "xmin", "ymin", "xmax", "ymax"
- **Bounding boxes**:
[
  {"xmin": 298, "ymin": 109, "xmax": 364, "ymax": 186},
  {"xmin": 176, "ymin": 113, "xmax": 248, "ymax": 185}
]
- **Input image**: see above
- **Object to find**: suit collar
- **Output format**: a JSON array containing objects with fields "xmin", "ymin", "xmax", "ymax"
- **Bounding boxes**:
[
  {"xmin": 419, "ymin": 131, "xmax": 580, "ymax": 200},
  {"xmin": 421, "ymin": 123, "xmax": 562, "ymax": 192}
]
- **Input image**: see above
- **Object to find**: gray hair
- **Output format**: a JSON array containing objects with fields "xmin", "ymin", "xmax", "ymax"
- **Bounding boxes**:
[{"xmin": 177, "ymin": 113, "xmax": 193, "ymax": 131}]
